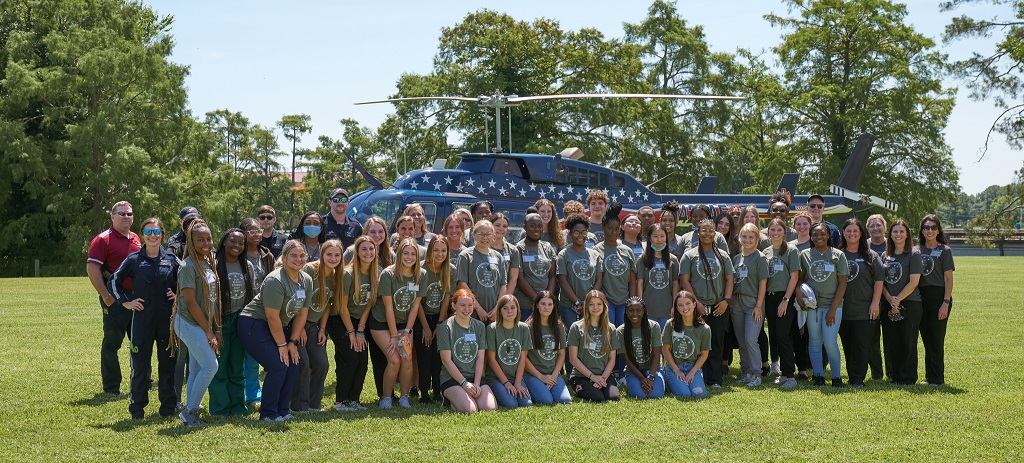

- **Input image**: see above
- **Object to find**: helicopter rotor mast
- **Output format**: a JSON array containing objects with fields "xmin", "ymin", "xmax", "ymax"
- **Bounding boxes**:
[{"xmin": 355, "ymin": 91, "xmax": 745, "ymax": 153}]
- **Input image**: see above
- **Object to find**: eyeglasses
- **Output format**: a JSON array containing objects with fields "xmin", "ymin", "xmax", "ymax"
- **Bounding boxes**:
[
  {"xmin": 113, "ymin": 211, "xmax": 134, "ymax": 217},
  {"xmin": 142, "ymin": 228, "xmax": 162, "ymax": 236},
  {"xmin": 462, "ymin": 218, "xmax": 473, "ymax": 223},
  {"xmin": 771, "ymin": 207, "xmax": 788, "ymax": 213},
  {"xmin": 699, "ymin": 229, "xmax": 716, "ymax": 234},
  {"xmin": 921, "ymin": 225, "xmax": 939, "ymax": 231},
  {"xmin": 571, "ymin": 230, "xmax": 589, "ymax": 237},
  {"xmin": 258, "ymin": 215, "xmax": 275, "ymax": 221},
  {"xmin": 245, "ymin": 228, "xmax": 264, "ymax": 236},
  {"xmin": 330, "ymin": 196, "xmax": 349, "ymax": 203},
  {"xmin": 807, "ymin": 204, "xmax": 824, "ymax": 209}
]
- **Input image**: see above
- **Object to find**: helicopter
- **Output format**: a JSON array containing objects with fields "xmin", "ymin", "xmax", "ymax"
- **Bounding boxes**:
[{"xmin": 343, "ymin": 91, "xmax": 896, "ymax": 239}]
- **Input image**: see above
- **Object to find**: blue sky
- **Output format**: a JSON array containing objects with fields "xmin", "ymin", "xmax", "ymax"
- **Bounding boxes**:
[{"xmin": 146, "ymin": 0, "xmax": 1019, "ymax": 195}]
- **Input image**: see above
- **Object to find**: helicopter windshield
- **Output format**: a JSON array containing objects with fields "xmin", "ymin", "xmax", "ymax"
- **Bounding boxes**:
[{"xmin": 348, "ymin": 191, "xmax": 402, "ymax": 226}]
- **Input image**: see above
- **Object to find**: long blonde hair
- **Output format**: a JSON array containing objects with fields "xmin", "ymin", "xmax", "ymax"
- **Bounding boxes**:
[
  {"xmin": 425, "ymin": 235, "xmax": 451, "ymax": 299},
  {"xmin": 393, "ymin": 237, "xmax": 423, "ymax": 286},
  {"xmin": 582, "ymin": 290, "xmax": 611, "ymax": 357},
  {"xmin": 338, "ymin": 235, "xmax": 379, "ymax": 315},
  {"xmin": 312, "ymin": 239, "xmax": 344, "ymax": 314}
]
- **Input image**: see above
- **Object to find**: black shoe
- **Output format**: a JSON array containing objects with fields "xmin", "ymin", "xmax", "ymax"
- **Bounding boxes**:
[
  {"xmin": 131, "ymin": 413, "xmax": 144, "ymax": 420},
  {"xmin": 813, "ymin": 376, "xmax": 825, "ymax": 386},
  {"xmin": 419, "ymin": 395, "xmax": 434, "ymax": 405},
  {"xmin": 850, "ymin": 381, "xmax": 865, "ymax": 388},
  {"xmin": 104, "ymin": 389, "xmax": 123, "ymax": 396},
  {"xmin": 832, "ymin": 378, "xmax": 844, "ymax": 388},
  {"xmin": 409, "ymin": 387, "xmax": 419, "ymax": 397},
  {"xmin": 797, "ymin": 372, "xmax": 809, "ymax": 381}
]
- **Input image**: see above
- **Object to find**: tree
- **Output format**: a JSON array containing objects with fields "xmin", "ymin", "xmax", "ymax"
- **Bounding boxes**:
[
  {"xmin": 277, "ymin": 113, "xmax": 311, "ymax": 219},
  {"xmin": 766, "ymin": 0, "xmax": 960, "ymax": 222},
  {"xmin": 0, "ymin": 0, "xmax": 193, "ymax": 271}
]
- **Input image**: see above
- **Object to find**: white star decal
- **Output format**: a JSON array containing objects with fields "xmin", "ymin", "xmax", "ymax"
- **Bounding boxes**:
[
  {"xmin": 455, "ymin": 184, "xmax": 465, "ymax": 192},
  {"xmin": 548, "ymin": 185, "xmax": 557, "ymax": 193},
  {"xmin": 466, "ymin": 178, "xmax": 475, "ymax": 186},
  {"xmin": 519, "ymin": 189, "xmax": 527, "ymax": 196},
  {"xmin": 575, "ymin": 192, "xmax": 583, "ymax": 200},
  {"xmin": 539, "ymin": 190, "xmax": 546, "ymax": 198},
  {"xmin": 566, "ymin": 186, "xmax": 574, "ymax": 195},
  {"xmin": 477, "ymin": 186, "xmax": 487, "ymax": 194},
  {"xmin": 620, "ymin": 189, "xmax": 628, "ymax": 198},
  {"xmin": 421, "ymin": 174, "xmax": 430, "ymax": 183},
  {"xmin": 529, "ymin": 183, "xmax": 537, "ymax": 191},
  {"xmin": 642, "ymin": 192, "xmax": 649, "ymax": 200},
  {"xmin": 488, "ymin": 179, "xmax": 497, "ymax": 188},
  {"xmin": 557, "ymin": 191, "xmax": 565, "ymax": 199},
  {"xmin": 611, "ymin": 195, "xmax": 618, "ymax": 202},
  {"xmin": 498, "ymin": 187, "xmax": 508, "ymax": 196},
  {"xmin": 509, "ymin": 180, "xmax": 517, "ymax": 190},
  {"xmin": 444, "ymin": 176, "xmax": 453, "ymax": 184},
  {"xmin": 628, "ymin": 195, "xmax": 635, "ymax": 202},
  {"xmin": 433, "ymin": 182, "xmax": 442, "ymax": 190},
  {"xmin": 410, "ymin": 181, "xmax": 419, "ymax": 189}
]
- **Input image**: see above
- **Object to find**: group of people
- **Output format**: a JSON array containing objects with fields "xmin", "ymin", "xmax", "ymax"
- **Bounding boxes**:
[{"xmin": 87, "ymin": 187, "xmax": 953, "ymax": 425}]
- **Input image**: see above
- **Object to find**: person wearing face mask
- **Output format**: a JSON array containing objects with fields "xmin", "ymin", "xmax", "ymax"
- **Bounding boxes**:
[
  {"xmin": 290, "ymin": 211, "xmax": 326, "ymax": 262},
  {"xmin": 322, "ymin": 188, "xmax": 362, "ymax": 249}
]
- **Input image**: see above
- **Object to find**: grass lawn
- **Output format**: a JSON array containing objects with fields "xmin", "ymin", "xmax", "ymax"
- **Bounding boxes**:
[{"xmin": 1, "ymin": 256, "xmax": 1022, "ymax": 462}]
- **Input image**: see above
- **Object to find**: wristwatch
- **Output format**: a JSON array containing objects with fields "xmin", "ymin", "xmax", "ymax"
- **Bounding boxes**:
[{"xmin": 782, "ymin": 296, "xmax": 790, "ymax": 302}]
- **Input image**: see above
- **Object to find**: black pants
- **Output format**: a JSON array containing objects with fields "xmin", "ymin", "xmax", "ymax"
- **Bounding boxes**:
[
  {"xmin": 839, "ymin": 319, "xmax": 872, "ymax": 385},
  {"xmin": 100, "ymin": 298, "xmax": 133, "ymax": 393},
  {"xmin": 919, "ymin": 286, "xmax": 949, "ymax": 385},
  {"xmin": 414, "ymin": 313, "xmax": 441, "ymax": 398},
  {"xmin": 128, "ymin": 305, "xmax": 176, "ymax": 417},
  {"xmin": 868, "ymin": 319, "xmax": 885, "ymax": 380},
  {"xmin": 794, "ymin": 312, "xmax": 810, "ymax": 373},
  {"xmin": 766, "ymin": 292, "xmax": 797, "ymax": 378},
  {"xmin": 702, "ymin": 309, "xmax": 730, "ymax": 385},
  {"xmin": 367, "ymin": 329, "xmax": 389, "ymax": 400},
  {"xmin": 882, "ymin": 299, "xmax": 923, "ymax": 385},
  {"xmin": 569, "ymin": 376, "xmax": 620, "ymax": 402},
  {"xmin": 326, "ymin": 316, "xmax": 369, "ymax": 403}
]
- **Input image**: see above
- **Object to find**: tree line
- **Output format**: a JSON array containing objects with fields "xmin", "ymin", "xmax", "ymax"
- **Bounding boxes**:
[{"xmin": 0, "ymin": 0, "xmax": 1020, "ymax": 276}]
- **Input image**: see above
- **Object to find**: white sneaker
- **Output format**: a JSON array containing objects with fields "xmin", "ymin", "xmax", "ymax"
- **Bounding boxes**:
[
  {"xmin": 280, "ymin": 413, "xmax": 293, "ymax": 421},
  {"xmin": 769, "ymin": 362, "xmax": 781, "ymax": 376},
  {"xmin": 780, "ymin": 377, "xmax": 798, "ymax": 388},
  {"xmin": 747, "ymin": 376, "xmax": 762, "ymax": 387},
  {"xmin": 333, "ymin": 402, "xmax": 355, "ymax": 412},
  {"xmin": 736, "ymin": 373, "xmax": 752, "ymax": 385},
  {"xmin": 348, "ymin": 400, "xmax": 367, "ymax": 411},
  {"xmin": 379, "ymin": 397, "xmax": 392, "ymax": 409},
  {"xmin": 773, "ymin": 375, "xmax": 784, "ymax": 385},
  {"xmin": 398, "ymin": 396, "xmax": 412, "ymax": 409}
]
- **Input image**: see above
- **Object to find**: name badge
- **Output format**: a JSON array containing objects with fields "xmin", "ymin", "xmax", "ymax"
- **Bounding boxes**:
[
  {"xmin": 673, "ymin": 331, "xmax": 686, "ymax": 338},
  {"xmin": 654, "ymin": 261, "xmax": 666, "ymax": 269},
  {"xmin": 545, "ymin": 340, "xmax": 555, "ymax": 350},
  {"xmin": 488, "ymin": 256, "xmax": 499, "ymax": 264},
  {"xmin": 739, "ymin": 269, "xmax": 748, "ymax": 279},
  {"xmin": 523, "ymin": 255, "xmax": 536, "ymax": 262},
  {"xmin": 633, "ymin": 247, "xmax": 643, "ymax": 255},
  {"xmin": 773, "ymin": 263, "xmax": 784, "ymax": 272},
  {"xmin": 823, "ymin": 263, "xmax": 835, "ymax": 272},
  {"xmin": 585, "ymin": 242, "xmax": 594, "ymax": 249},
  {"xmin": 588, "ymin": 341, "xmax": 598, "ymax": 350},
  {"xmin": 296, "ymin": 289, "xmax": 306, "ymax": 299},
  {"xmin": 408, "ymin": 283, "xmax": 419, "ymax": 291},
  {"xmin": 464, "ymin": 333, "xmax": 476, "ymax": 342},
  {"xmin": 205, "ymin": 272, "xmax": 216, "ymax": 284},
  {"xmin": 930, "ymin": 250, "xmax": 942, "ymax": 258},
  {"xmin": 502, "ymin": 254, "xmax": 511, "ymax": 261},
  {"xmin": 854, "ymin": 259, "xmax": 864, "ymax": 263}
]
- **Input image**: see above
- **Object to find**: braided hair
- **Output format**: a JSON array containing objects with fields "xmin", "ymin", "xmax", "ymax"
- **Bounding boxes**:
[{"xmin": 623, "ymin": 296, "xmax": 652, "ymax": 370}]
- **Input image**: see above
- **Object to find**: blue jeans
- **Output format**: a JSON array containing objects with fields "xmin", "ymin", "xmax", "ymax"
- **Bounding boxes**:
[
  {"xmin": 243, "ymin": 353, "xmax": 262, "ymax": 403},
  {"xmin": 608, "ymin": 303, "xmax": 626, "ymax": 328},
  {"xmin": 559, "ymin": 305, "xmax": 580, "ymax": 375},
  {"xmin": 520, "ymin": 307, "xmax": 532, "ymax": 322},
  {"xmin": 237, "ymin": 316, "xmax": 299, "ymax": 420},
  {"xmin": 806, "ymin": 306, "xmax": 843, "ymax": 379},
  {"xmin": 489, "ymin": 379, "xmax": 533, "ymax": 409},
  {"xmin": 523, "ymin": 373, "xmax": 572, "ymax": 404},
  {"xmin": 652, "ymin": 317, "xmax": 670, "ymax": 332},
  {"xmin": 624, "ymin": 370, "xmax": 665, "ymax": 399},
  {"xmin": 663, "ymin": 364, "xmax": 707, "ymax": 398},
  {"xmin": 174, "ymin": 314, "xmax": 219, "ymax": 411}
]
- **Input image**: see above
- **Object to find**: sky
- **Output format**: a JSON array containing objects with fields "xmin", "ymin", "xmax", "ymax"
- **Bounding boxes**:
[{"xmin": 145, "ymin": 0, "xmax": 1022, "ymax": 195}]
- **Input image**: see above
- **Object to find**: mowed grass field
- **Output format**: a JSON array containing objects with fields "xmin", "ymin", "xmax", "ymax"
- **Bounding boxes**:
[{"xmin": 1, "ymin": 256, "xmax": 1022, "ymax": 462}]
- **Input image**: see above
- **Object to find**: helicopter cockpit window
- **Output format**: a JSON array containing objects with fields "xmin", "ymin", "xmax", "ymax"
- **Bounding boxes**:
[
  {"xmin": 415, "ymin": 202, "xmax": 438, "ymax": 234},
  {"xmin": 566, "ymin": 165, "xmax": 577, "ymax": 185},
  {"xmin": 590, "ymin": 171, "xmax": 599, "ymax": 186},
  {"xmin": 493, "ymin": 159, "xmax": 523, "ymax": 177},
  {"xmin": 348, "ymin": 194, "xmax": 401, "ymax": 226},
  {"xmin": 556, "ymin": 164, "xmax": 565, "ymax": 182},
  {"xmin": 613, "ymin": 175, "xmax": 624, "ymax": 188}
]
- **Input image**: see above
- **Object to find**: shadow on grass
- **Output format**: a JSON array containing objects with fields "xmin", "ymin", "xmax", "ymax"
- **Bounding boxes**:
[{"xmin": 70, "ymin": 392, "xmax": 127, "ymax": 407}]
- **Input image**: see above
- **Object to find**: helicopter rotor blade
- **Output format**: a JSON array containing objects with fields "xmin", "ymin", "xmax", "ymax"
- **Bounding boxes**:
[
  {"xmin": 354, "ymin": 96, "xmax": 480, "ymax": 105},
  {"xmin": 509, "ymin": 93, "xmax": 745, "ymax": 102}
]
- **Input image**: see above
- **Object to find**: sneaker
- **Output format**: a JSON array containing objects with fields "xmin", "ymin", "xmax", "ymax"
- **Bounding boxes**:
[
  {"xmin": 409, "ymin": 387, "xmax": 419, "ymax": 397},
  {"xmin": 274, "ymin": 416, "xmax": 287, "ymax": 422},
  {"xmin": 348, "ymin": 400, "xmax": 367, "ymax": 411},
  {"xmin": 379, "ymin": 397, "xmax": 393, "ymax": 409},
  {"xmin": 710, "ymin": 383, "xmax": 721, "ymax": 389},
  {"xmin": 261, "ymin": 416, "xmax": 277, "ymax": 422},
  {"xmin": 333, "ymin": 402, "xmax": 355, "ymax": 412},
  {"xmin": 179, "ymin": 408, "xmax": 205, "ymax": 427},
  {"xmin": 797, "ymin": 372, "xmax": 810, "ymax": 381},
  {"xmin": 769, "ymin": 362, "xmax": 781, "ymax": 376},
  {"xmin": 308, "ymin": 407, "xmax": 325, "ymax": 412},
  {"xmin": 246, "ymin": 401, "xmax": 261, "ymax": 413},
  {"xmin": 747, "ymin": 376, "xmax": 762, "ymax": 387},
  {"xmin": 850, "ymin": 381, "xmax": 865, "ymax": 388},
  {"xmin": 280, "ymin": 413, "xmax": 293, "ymax": 421},
  {"xmin": 398, "ymin": 396, "xmax": 412, "ymax": 409},
  {"xmin": 736, "ymin": 373, "xmax": 752, "ymax": 385},
  {"xmin": 832, "ymin": 378, "xmax": 844, "ymax": 388},
  {"xmin": 773, "ymin": 376, "xmax": 784, "ymax": 385},
  {"xmin": 780, "ymin": 377, "xmax": 798, "ymax": 389},
  {"xmin": 419, "ymin": 395, "xmax": 434, "ymax": 405},
  {"xmin": 131, "ymin": 413, "xmax": 144, "ymax": 420},
  {"xmin": 813, "ymin": 376, "xmax": 826, "ymax": 386}
]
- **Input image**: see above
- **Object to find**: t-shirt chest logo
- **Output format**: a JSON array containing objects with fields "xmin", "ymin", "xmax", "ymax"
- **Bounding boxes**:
[
  {"xmin": 604, "ymin": 252, "xmax": 627, "ymax": 277},
  {"xmin": 228, "ymin": 272, "xmax": 246, "ymax": 300},
  {"xmin": 808, "ymin": 259, "xmax": 834, "ymax": 283},
  {"xmin": 538, "ymin": 334, "xmax": 557, "ymax": 361},
  {"xmin": 453, "ymin": 334, "xmax": 478, "ymax": 363},
  {"xmin": 847, "ymin": 259, "xmax": 861, "ymax": 282},
  {"xmin": 355, "ymin": 283, "xmax": 371, "ymax": 306},
  {"xmin": 631, "ymin": 336, "xmax": 649, "ymax": 365},
  {"xmin": 885, "ymin": 261, "xmax": 903, "ymax": 285},
  {"xmin": 284, "ymin": 289, "xmax": 305, "ymax": 319},
  {"xmin": 920, "ymin": 254, "xmax": 935, "ymax": 277},
  {"xmin": 525, "ymin": 252, "xmax": 550, "ymax": 278},
  {"xmin": 768, "ymin": 256, "xmax": 784, "ymax": 277},
  {"xmin": 475, "ymin": 261, "xmax": 499, "ymax": 288},
  {"xmin": 203, "ymin": 270, "xmax": 218, "ymax": 307},
  {"xmin": 572, "ymin": 258, "xmax": 596, "ymax": 281},
  {"xmin": 498, "ymin": 337, "xmax": 522, "ymax": 366},
  {"xmin": 587, "ymin": 333, "xmax": 604, "ymax": 359},
  {"xmin": 734, "ymin": 261, "xmax": 748, "ymax": 284},
  {"xmin": 310, "ymin": 285, "xmax": 331, "ymax": 313},
  {"xmin": 695, "ymin": 256, "xmax": 722, "ymax": 281},
  {"xmin": 424, "ymin": 282, "xmax": 444, "ymax": 308},
  {"xmin": 393, "ymin": 282, "xmax": 416, "ymax": 314},
  {"xmin": 648, "ymin": 264, "xmax": 671, "ymax": 290},
  {"xmin": 673, "ymin": 332, "xmax": 696, "ymax": 361}
]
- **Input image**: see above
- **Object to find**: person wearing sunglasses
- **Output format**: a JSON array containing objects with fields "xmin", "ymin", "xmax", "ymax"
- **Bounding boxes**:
[
  {"xmin": 256, "ymin": 205, "xmax": 288, "ymax": 259},
  {"xmin": 107, "ymin": 217, "xmax": 179, "ymax": 418},
  {"xmin": 915, "ymin": 214, "xmax": 955, "ymax": 386},
  {"xmin": 805, "ymin": 195, "xmax": 841, "ymax": 248},
  {"xmin": 322, "ymin": 188, "xmax": 363, "ymax": 249},
  {"xmin": 166, "ymin": 206, "xmax": 201, "ymax": 260},
  {"xmin": 87, "ymin": 200, "xmax": 142, "ymax": 396}
]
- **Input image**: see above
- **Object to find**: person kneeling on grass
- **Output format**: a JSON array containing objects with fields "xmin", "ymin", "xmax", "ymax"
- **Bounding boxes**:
[
  {"xmin": 567, "ymin": 290, "xmax": 621, "ymax": 402},
  {"xmin": 617, "ymin": 297, "xmax": 665, "ymax": 399},
  {"xmin": 485, "ymin": 295, "xmax": 533, "ymax": 409},
  {"xmin": 522, "ymin": 291, "xmax": 572, "ymax": 405},
  {"xmin": 662, "ymin": 291, "xmax": 711, "ymax": 399},
  {"xmin": 438, "ymin": 289, "xmax": 497, "ymax": 413}
]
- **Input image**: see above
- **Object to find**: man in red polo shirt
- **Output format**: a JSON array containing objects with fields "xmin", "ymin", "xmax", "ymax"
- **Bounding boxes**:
[{"xmin": 87, "ymin": 200, "xmax": 142, "ymax": 395}]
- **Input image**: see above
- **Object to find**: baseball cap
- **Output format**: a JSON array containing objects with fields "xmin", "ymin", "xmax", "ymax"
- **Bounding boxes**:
[
  {"xmin": 179, "ymin": 206, "xmax": 199, "ymax": 219},
  {"xmin": 329, "ymin": 188, "xmax": 348, "ymax": 198}
]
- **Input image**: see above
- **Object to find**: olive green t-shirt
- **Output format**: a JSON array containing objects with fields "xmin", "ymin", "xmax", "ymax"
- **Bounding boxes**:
[
  {"xmin": 595, "ymin": 242, "xmax": 636, "ymax": 305},
  {"xmin": 421, "ymin": 262, "xmax": 456, "ymax": 316},
  {"xmin": 567, "ymin": 320, "xmax": 621, "ymax": 378},
  {"xmin": 438, "ymin": 317, "xmax": 488, "ymax": 384},
  {"xmin": 456, "ymin": 247, "xmax": 508, "ymax": 312},
  {"xmin": 679, "ymin": 230, "xmax": 730, "ymax": 255},
  {"xmin": 799, "ymin": 247, "xmax": 850, "ymax": 310},
  {"xmin": 615, "ymin": 319, "xmax": 663, "ymax": 369},
  {"xmin": 492, "ymin": 241, "xmax": 522, "ymax": 279},
  {"xmin": 514, "ymin": 240, "xmax": 557, "ymax": 310},
  {"xmin": 239, "ymin": 268, "xmax": 314, "ymax": 326},
  {"xmin": 224, "ymin": 260, "xmax": 247, "ymax": 315},
  {"xmin": 842, "ymin": 249, "xmax": 884, "ymax": 321},
  {"xmin": 680, "ymin": 247, "xmax": 735, "ymax": 306},
  {"xmin": 637, "ymin": 254, "xmax": 679, "ymax": 319},
  {"xmin": 662, "ymin": 320, "xmax": 712, "ymax": 366},
  {"xmin": 526, "ymin": 322, "xmax": 568, "ymax": 376},
  {"xmin": 555, "ymin": 246, "xmax": 604, "ymax": 308},
  {"xmin": 341, "ymin": 267, "xmax": 373, "ymax": 319},
  {"xmin": 916, "ymin": 244, "xmax": 955, "ymax": 288},
  {"xmin": 762, "ymin": 246, "xmax": 801, "ymax": 293},
  {"xmin": 882, "ymin": 250, "xmax": 923, "ymax": 303},
  {"xmin": 485, "ymin": 321, "xmax": 534, "ymax": 383},
  {"xmin": 301, "ymin": 262, "xmax": 334, "ymax": 324},
  {"xmin": 732, "ymin": 251, "xmax": 769, "ymax": 309},
  {"xmin": 373, "ymin": 266, "xmax": 427, "ymax": 324},
  {"xmin": 177, "ymin": 256, "xmax": 219, "ymax": 326}
]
